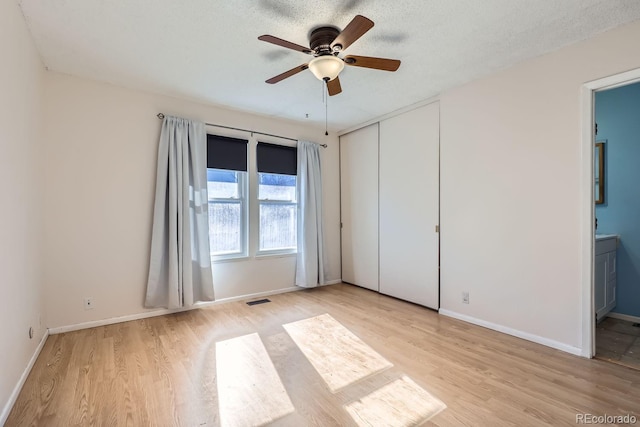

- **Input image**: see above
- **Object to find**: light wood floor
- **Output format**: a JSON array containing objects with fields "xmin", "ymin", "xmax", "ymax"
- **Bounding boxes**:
[{"xmin": 7, "ymin": 284, "xmax": 640, "ymax": 426}]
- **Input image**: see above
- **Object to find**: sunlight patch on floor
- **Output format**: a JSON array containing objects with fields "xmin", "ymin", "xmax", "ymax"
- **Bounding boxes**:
[
  {"xmin": 283, "ymin": 313, "xmax": 393, "ymax": 392},
  {"xmin": 216, "ymin": 333, "xmax": 294, "ymax": 427},
  {"xmin": 345, "ymin": 375, "xmax": 447, "ymax": 427}
]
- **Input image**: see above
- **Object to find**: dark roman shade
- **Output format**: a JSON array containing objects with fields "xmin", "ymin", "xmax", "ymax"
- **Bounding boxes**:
[
  {"xmin": 207, "ymin": 134, "xmax": 248, "ymax": 171},
  {"xmin": 257, "ymin": 142, "xmax": 297, "ymax": 176}
]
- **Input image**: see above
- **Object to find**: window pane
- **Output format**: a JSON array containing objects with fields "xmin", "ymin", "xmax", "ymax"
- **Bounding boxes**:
[
  {"xmin": 259, "ymin": 203, "xmax": 297, "ymax": 251},
  {"xmin": 208, "ymin": 169, "xmax": 240, "ymax": 199},
  {"xmin": 259, "ymin": 173, "xmax": 296, "ymax": 201},
  {"xmin": 209, "ymin": 202, "xmax": 241, "ymax": 255}
]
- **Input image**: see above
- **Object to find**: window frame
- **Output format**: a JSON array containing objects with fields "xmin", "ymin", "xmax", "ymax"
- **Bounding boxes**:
[
  {"xmin": 256, "ymin": 172, "xmax": 298, "ymax": 256},
  {"xmin": 207, "ymin": 168, "xmax": 249, "ymax": 261}
]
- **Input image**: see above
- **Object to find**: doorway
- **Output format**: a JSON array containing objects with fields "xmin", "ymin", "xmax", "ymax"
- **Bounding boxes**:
[
  {"xmin": 581, "ymin": 68, "xmax": 640, "ymax": 360},
  {"xmin": 592, "ymin": 80, "xmax": 640, "ymax": 369}
]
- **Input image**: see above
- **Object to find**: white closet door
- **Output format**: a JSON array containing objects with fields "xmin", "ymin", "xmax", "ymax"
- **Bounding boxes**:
[
  {"xmin": 379, "ymin": 103, "xmax": 439, "ymax": 308},
  {"xmin": 340, "ymin": 124, "xmax": 379, "ymax": 291}
]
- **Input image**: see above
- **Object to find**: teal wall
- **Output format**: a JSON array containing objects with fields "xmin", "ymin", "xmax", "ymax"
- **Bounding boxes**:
[{"xmin": 595, "ymin": 81, "xmax": 640, "ymax": 318}]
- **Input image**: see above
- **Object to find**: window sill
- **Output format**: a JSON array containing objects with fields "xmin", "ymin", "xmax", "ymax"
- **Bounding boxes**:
[
  {"xmin": 211, "ymin": 255, "xmax": 250, "ymax": 264},
  {"xmin": 255, "ymin": 251, "xmax": 297, "ymax": 260},
  {"xmin": 211, "ymin": 251, "xmax": 297, "ymax": 263}
]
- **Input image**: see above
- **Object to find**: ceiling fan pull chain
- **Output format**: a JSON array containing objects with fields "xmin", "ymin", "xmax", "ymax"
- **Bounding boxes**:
[
  {"xmin": 325, "ymin": 83, "xmax": 329, "ymax": 136},
  {"xmin": 322, "ymin": 79, "xmax": 325, "ymax": 103}
]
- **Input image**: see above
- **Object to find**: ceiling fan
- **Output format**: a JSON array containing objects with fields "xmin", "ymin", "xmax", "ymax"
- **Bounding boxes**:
[{"xmin": 258, "ymin": 15, "xmax": 401, "ymax": 96}]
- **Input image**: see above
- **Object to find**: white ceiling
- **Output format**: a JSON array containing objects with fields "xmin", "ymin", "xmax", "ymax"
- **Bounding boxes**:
[{"xmin": 17, "ymin": 0, "xmax": 640, "ymax": 131}]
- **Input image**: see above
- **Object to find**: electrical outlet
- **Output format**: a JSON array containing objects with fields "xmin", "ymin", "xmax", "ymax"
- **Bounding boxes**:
[
  {"xmin": 84, "ymin": 297, "xmax": 94, "ymax": 310},
  {"xmin": 462, "ymin": 291, "xmax": 470, "ymax": 304}
]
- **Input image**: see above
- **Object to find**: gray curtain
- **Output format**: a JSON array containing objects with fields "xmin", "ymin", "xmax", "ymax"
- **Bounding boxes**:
[
  {"xmin": 145, "ymin": 116, "xmax": 214, "ymax": 308},
  {"xmin": 295, "ymin": 140, "xmax": 326, "ymax": 287}
]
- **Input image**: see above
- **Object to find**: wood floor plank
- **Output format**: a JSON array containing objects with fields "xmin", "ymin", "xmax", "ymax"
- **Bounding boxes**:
[
  {"xmin": 6, "ymin": 284, "xmax": 640, "ymax": 426},
  {"xmin": 216, "ymin": 333, "xmax": 294, "ymax": 426},
  {"xmin": 345, "ymin": 376, "xmax": 446, "ymax": 426},
  {"xmin": 283, "ymin": 313, "xmax": 393, "ymax": 392}
]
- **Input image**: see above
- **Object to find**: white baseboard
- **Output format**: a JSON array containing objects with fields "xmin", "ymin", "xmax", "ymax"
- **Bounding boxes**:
[
  {"xmin": 49, "ymin": 305, "xmax": 196, "ymax": 334},
  {"xmin": 1, "ymin": 329, "xmax": 49, "ymax": 426},
  {"xmin": 324, "ymin": 279, "xmax": 342, "ymax": 285},
  {"xmin": 607, "ymin": 312, "xmax": 640, "ymax": 323},
  {"xmin": 438, "ymin": 309, "xmax": 583, "ymax": 357},
  {"xmin": 49, "ymin": 285, "xmax": 323, "ymax": 335}
]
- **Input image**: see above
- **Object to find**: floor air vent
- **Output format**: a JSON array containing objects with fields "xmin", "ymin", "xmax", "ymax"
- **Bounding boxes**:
[{"xmin": 246, "ymin": 298, "xmax": 271, "ymax": 306}]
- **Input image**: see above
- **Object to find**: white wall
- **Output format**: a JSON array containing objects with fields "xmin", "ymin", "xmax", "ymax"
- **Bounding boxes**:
[
  {"xmin": 439, "ymin": 19, "xmax": 640, "ymax": 351},
  {"xmin": 0, "ymin": 0, "xmax": 46, "ymax": 421},
  {"xmin": 42, "ymin": 73, "xmax": 341, "ymax": 329}
]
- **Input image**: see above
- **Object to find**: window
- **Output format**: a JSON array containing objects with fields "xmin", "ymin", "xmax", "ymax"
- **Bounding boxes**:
[
  {"xmin": 257, "ymin": 142, "xmax": 298, "ymax": 253},
  {"xmin": 207, "ymin": 135, "xmax": 248, "ymax": 259},
  {"xmin": 258, "ymin": 173, "xmax": 297, "ymax": 251},
  {"xmin": 208, "ymin": 169, "xmax": 247, "ymax": 257}
]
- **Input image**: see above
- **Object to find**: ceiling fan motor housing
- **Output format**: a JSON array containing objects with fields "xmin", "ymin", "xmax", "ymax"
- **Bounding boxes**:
[{"xmin": 309, "ymin": 26, "xmax": 341, "ymax": 55}]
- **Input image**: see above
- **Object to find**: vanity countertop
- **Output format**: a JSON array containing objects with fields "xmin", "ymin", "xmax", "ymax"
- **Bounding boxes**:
[
  {"xmin": 595, "ymin": 234, "xmax": 619, "ymax": 241},
  {"xmin": 595, "ymin": 234, "xmax": 618, "ymax": 255}
]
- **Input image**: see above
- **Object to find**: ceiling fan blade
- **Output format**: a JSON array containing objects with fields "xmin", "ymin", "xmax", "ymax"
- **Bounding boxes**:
[
  {"xmin": 265, "ymin": 64, "xmax": 309, "ymax": 84},
  {"xmin": 258, "ymin": 35, "xmax": 313, "ymax": 54},
  {"xmin": 327, "ymin": 77, "xmax": 342, "ymax": 96},
  {"xmin": 343, "ymin": 55, "xmax": 401, "ymax": 71},
  {"xmin": 331, "ymin": 15, "xmax": 374, "ymax": 51}
]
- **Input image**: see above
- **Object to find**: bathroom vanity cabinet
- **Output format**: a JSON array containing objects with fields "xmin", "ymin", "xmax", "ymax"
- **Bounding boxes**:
[{"xmin": 595, "ymin": 235, "xmax": 618, "ymax": 322}]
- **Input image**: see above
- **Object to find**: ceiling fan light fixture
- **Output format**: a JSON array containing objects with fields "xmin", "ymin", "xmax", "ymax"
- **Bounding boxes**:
[
  {"xmin": 259, "ymin": 15, "xmax": 400, "ymax": 93},
  {"xmin": 308, "ymin": 55, "xmax": 344, "ymax": 82}
]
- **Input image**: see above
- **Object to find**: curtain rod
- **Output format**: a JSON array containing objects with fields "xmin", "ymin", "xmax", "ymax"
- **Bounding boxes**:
[{"xmin": 156, "ymin": 113, "xmax": 327, "ymax": 148}]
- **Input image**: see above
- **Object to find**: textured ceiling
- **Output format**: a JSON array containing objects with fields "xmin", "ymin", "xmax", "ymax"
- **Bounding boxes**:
[{"xmin": 17, "ymin": 0, "xmax": 640, "ymax": 131}]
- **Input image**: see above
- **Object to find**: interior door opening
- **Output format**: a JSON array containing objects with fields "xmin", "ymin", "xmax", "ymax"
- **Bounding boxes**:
[
  {"xmin": 591, "ymin": 80, "xmax": 640, "ymax": 370},
  {"xmin": 581, "ymin": 68, "xmax": 640, "ymax": 361}
]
